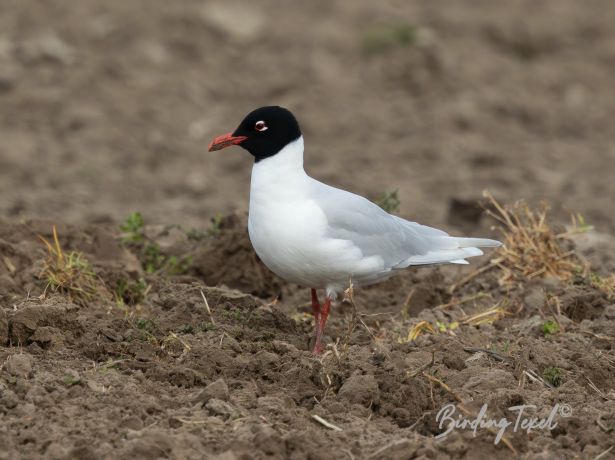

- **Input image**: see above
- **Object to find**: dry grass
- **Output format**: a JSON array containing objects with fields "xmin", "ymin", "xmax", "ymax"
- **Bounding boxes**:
[
  {"xmin": 39, "ymin": 225, "xmax": 100, "ymax": 305},
  {"xmin": 401, "ymin": 303, "xmax": 510, "ymax": 343},
  {"xmin": 460, "ymin": 303, "xmax": 510, "ymax": 326},
  {"xmin": 482, "ymin": 191, "xmax": 584, "ymax": 284}
]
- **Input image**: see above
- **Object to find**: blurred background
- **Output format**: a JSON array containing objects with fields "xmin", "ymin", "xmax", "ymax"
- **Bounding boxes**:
[{"xmin": 1, "ymin": 0, "xmax": 614, "ymax": 234}]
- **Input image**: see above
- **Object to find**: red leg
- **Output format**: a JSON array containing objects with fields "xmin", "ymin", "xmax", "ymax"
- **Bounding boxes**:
[
  {"xmin": 311, "ymin": 288, "xmax": 320, "ymax": 324},
  {"xmin": 312, "ymin": 296, "xmax": 331, "ymax": 354}
]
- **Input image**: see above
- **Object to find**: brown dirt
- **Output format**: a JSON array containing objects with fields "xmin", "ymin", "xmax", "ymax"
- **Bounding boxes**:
[
  {"xmin": 1, "ymin": 1, "xmax": 615, "ymax": 459},
  {"xmin": 1, "ymin": 219, "xmax": 614, "ymax": 459}
]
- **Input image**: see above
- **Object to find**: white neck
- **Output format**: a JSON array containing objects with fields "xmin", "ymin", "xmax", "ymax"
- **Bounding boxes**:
[{"xmin": 250, "ymin": 136, "xmax": 308, "ymax": 190}]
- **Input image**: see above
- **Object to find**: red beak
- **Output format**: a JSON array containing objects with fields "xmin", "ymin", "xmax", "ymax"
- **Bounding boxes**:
[{"xmin": 208, "ymin": 132, "xmax": 248, "ymax": 152}]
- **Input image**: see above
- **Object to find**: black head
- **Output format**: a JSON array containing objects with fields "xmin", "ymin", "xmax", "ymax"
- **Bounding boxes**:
[{"xmin": 208, "ymin": 106, "xmax": 302, "ymax": 162}]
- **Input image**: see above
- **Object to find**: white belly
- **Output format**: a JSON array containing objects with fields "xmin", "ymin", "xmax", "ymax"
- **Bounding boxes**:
[{"xmin": 248, "ymin": 198, "xmax": 351, "ymax": 288}]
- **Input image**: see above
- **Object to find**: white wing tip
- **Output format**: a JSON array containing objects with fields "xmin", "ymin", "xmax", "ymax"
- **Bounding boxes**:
[{"xmin": 450, "ymin": 259, "xmax": 470, "ymax": 265}]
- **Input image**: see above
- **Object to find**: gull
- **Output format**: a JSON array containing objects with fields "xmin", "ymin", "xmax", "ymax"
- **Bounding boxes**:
[{"xmin": 209, "ymin": 106, "xmax": 501, "ymax": 353}]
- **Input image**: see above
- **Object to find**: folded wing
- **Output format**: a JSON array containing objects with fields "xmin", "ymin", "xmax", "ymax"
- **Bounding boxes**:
[{"xmin": 311, "ymin": 181, "xmax": 500, "ymax": 269}]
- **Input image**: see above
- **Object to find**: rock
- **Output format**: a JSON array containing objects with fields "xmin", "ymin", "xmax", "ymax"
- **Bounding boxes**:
[
  {"xmin": 4, "ymin": 353, "xmax": 34, "ymax": 378},
  {"xmin": 194, "ymin": 378, "xmax": 229, "ymax": 404},
  {"xmin": 338, "ymin": 372, "xmax": 380, "ymax": 406}
]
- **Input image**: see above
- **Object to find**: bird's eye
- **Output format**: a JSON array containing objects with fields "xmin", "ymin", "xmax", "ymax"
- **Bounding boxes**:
[{"xmin": 255, "ymin": 121, "xmax": 268, "ymax": 132}]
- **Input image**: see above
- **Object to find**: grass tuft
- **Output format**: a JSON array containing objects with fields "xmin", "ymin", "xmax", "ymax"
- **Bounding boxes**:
[
  {"xmin": 483, "ymin": 191, "xmax": 583, "ymax": 283},
  {"xmin": 39, "ymin": 226, "xmax": 99, "ymax": 305}
]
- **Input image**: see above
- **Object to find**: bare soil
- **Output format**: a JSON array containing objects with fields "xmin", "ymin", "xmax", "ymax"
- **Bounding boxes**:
[{"xmin": 1, "ymin": 1, "xmax": 615, "ymax": 459}]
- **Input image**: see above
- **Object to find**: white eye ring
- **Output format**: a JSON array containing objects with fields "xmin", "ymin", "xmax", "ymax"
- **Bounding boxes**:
[{"xmin": 255, "ymin": 120, "xmax": 268, "ymax": 132}]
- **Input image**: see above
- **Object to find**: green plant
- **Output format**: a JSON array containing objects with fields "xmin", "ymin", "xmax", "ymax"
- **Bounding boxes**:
[
  {"xmin": 542, "ymin": 367, "xmax": 563, "ymax": 387},
  {"xmin": 165, "ymin": 255, "xmax": 193, "ymax": 275},
  {"xmin": 136, "ymin": 317, "xmax": 158, "ymax": 334},
  {"xmin": 177, "ymin": 324, "xmax": 194, "ymax": 334},
  {"xmin": 62, "ymin": 374, "xmax": 82, "ymax": 386},
  {"xmin": 142, "ymin": 245, "xmax": 192, "ymax": 275},
  {"xmin": 120, "ymin": 212, "xmax": 145, "ymax": 244},
  {"xmin": 120, "ymin": 212, "xmax": 194, "ymax": 276},
  {"xmin": 143, "ymin": 244, "xmax": 166, "ymax": 273},
  {"xmin": 541, "ymin": 319, "xmax": 560, "ymax": 336},
  {"xmin": 362, "ymin": 23, "xmax": 417, "ymax": 54},
  {"xmin": 587, "ymin": 272, "xmax": 615, "ymax": 298},
  {"xmin": 186, "ymin": 228, "xmax": 207, "ymax": 241},
  {"xmin": 208, "ymin": 213, "xmax": 224, "ymax": 236},
  {"xmin": 115, "ymin": 278, "xmax": 148, "ymax": 306},
  {"xmin": 376, "ymin": 190, "xmax": 401, "ymax": 213}
]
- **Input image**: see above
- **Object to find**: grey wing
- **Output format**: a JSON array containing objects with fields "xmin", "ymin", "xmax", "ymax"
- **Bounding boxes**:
[{"xmin": 311, "ymin": 181, "xmax": 501, "ymax": 269}]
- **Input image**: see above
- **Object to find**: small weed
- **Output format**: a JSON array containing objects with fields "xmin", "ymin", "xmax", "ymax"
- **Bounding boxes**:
[
  {"xmin": 362, "ymin": 23, "xmax": 417, "ymax": 54},
  {"xmin": 62, "ymin": 374, "xmax": 82, "ymax": 386},
  {"xmin": 376, "ymin": 190, "xmax": 401, "ymax": 213},
  {"xmin": 208, "ymin": 213, "xmax": 224, "ymax": 236},
  {"xmin": 136, "ymin": 317, "xmax": 158, "ymax": 333},
  {"xmin": 177, "ymin": 324, "xmax": 195, "ymax": 334},
  {"xmin": 120, "ymin": 212, "xmax": 193, "ymax": 275},
  {"xmin": 115, "ymin": 278, "xmax": 148, "ymax": 306},
  {"xmin": 165, "ymin": 255, "xmax": 193, "ymax": 275},
  {"xmin": 489, "ymin": 339, "xmax": 510, "ymax": 355},
  {"xmin": 541, "ymin": 319, "xmax": 560, "ymax": 336},
  {"xmin": 143, "ymin": 244, "xmax": 165, "ymax": 273},
  {"xmin": 197, "ymin": 321, "xmax": 215, "ymax": 332},
  {"xmin": 542, "ymin": 367, "xmax": 563, "ymax": 387},
  {"xmin": 186, "ymin": 228, "xmax": 206, "ymax": 241},
  {"xmin": 120, "ymin": 212, "xmax": 145, "ymax": 244},
  {"xmin": 587, "ymin": 272, "xmax": 615, "ymax": 299},
  {"xmin": 436, "ymin": 321, "xmax": 459, "ymax": 333},
  {"xmin": 142, "ymin": 244, "xmax": 192, "ymax": 275},
  {"xmin": 39, "ymin": 226, "xmax": 99, "ymax": 305}
]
